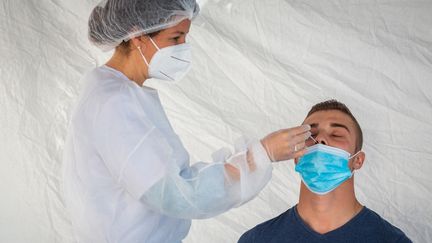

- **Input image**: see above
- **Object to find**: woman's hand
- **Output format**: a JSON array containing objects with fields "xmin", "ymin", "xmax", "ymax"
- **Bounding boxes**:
[{"xmin": 260, "ymin": 125, "xmax": 311, "ymax": 162}]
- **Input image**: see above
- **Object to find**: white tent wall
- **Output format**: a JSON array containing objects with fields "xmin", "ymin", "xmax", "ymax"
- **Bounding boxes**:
[{"xmin": 0, "ymin": 0, "xmax": 431, "ymax": 242}]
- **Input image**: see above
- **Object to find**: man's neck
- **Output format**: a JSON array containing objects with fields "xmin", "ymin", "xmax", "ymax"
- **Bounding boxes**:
[{"xmin": 296, "ymin": 181, "xmax": 363, "ymax": 234}]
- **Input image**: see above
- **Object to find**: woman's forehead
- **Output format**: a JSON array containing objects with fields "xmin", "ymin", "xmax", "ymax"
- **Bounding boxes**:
[{"xmin": 162, "ymin": 19, "xmax": 192, "ymax": 34}]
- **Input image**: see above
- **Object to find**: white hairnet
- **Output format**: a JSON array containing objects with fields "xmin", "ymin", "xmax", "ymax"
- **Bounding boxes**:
[{"xmin": 88, "ymin": 0, "xmax": 200, "ymax": 51}]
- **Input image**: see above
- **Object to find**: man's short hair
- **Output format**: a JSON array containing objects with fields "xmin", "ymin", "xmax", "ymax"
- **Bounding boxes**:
[{"xmin": 306, "ymin": 99, "xmax": 363, "ymax": 152}]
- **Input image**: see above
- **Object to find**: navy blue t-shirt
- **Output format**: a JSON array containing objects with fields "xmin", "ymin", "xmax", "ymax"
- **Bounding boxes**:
[{"xmin": 238, "ymin": 206, "xmax": 411, "ymax": 243}]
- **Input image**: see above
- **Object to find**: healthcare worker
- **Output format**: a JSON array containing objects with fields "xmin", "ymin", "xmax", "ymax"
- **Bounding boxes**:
[{"xmin": 62, "ymin": 0, "xmax": 311, "ymax": 242}]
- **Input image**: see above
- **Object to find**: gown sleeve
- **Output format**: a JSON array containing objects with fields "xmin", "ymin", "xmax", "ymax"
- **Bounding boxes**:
[{"xmin": 94, "ymin": 90, "xmax": 272, "ymax": 219}]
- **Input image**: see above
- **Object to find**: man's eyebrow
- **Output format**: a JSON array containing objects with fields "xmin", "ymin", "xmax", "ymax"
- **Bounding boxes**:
[
  {"xmin": 309, "ymin": 123, "xmax": 318, "ymax": 129},
  {"xmin": 331, "ymin": 123, "xmax": 351, "ymax": 133},
  {"xmin": 308, "ymin": 123, "xmax": 350, "ymax": 133}
]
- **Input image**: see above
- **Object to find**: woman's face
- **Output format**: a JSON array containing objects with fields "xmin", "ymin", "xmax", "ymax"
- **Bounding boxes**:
[
  {"xmin": 139, "ymin": 19, "xmax": 191, "ymax": 62},
  {"xmin": 150, "ymin": 19, "xmax": 192, "ymax": 48},
  {"xmin": 132, "ymin": 19, "xmax": 191, "ymax": 80}
]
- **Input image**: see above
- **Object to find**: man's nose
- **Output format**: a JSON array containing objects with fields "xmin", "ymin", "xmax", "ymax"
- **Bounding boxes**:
[{"xmin": 315, "ymin": 134, "xmax": 328, "ymax": 145}]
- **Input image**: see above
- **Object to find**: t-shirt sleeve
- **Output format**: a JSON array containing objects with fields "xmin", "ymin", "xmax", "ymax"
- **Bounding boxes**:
[
  {"xmin": 238, "ymin": 230, "xmax": 255, "ymax": 243},
  {"xmin": 93, "ymin": 91, "xmax": 172, "ymax": 199},
  {"xmin": 395, "ymin": 235, "xmax": 413, "ymax": 243},
  {"xmin": 369, "ymin": 208, "xmax": 413, "ymax": 243},
  {"xmin": 382, "ymin": 220, "xmax": 413, "ymax": 243}
]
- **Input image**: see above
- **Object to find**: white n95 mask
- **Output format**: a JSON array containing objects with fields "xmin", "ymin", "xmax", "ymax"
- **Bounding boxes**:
[{"xmin": 138, "ymin": 37, "xmax": 192, "ymax": 83}]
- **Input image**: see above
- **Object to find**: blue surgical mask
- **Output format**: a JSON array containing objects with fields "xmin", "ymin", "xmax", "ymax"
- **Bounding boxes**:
[{"xmin": 295, "ymin": 144, "xmax": 361, "ymax": 195}]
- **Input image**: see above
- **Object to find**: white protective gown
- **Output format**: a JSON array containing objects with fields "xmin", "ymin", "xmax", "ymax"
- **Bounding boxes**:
[{"xmin": 62, "ymin": 65, "xmax": 273, "ymax": 243}]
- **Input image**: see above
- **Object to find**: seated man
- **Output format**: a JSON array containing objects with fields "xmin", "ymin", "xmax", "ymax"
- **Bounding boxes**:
[{"xmin": 238, "ymin": 99, "xmax": 411, "ymax": 243}]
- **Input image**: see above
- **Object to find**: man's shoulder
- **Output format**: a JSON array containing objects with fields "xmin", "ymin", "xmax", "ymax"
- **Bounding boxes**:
[
  {"xmin": 238, "ymin": 207, "xmax": 297, "ymax": 243},
  {"xmin": 361, "ymin": 207, "xmax": 412, "ymax": 242}
]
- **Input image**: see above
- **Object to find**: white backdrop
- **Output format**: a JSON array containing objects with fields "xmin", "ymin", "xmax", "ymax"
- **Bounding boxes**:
[{"xmin": 1, "ymin": 0, "xmax": 431, "ymax": 242}]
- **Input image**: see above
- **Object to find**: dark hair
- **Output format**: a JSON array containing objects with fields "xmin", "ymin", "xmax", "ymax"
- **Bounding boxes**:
[{"xmin": 306, "ymin": 99, "xmax": 363, "ymax": 151}]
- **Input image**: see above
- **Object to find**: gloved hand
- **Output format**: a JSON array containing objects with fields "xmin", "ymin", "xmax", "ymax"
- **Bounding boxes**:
[{"xmin": 260, "ymin": 124, "xmax": 311, "ymax": 162}]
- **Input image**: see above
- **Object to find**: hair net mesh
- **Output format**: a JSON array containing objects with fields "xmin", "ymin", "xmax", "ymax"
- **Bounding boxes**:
[{"xmin": 88, "ymin": 0, "xmax": 200, "ymax": 51}]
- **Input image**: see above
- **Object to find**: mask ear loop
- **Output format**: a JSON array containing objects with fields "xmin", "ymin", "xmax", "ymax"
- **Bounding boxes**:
[
  {"xmin": 349, "ymin": 150, "xmax": 362, "ymax": 160},
  {"xmin": 137, "ymin": 46, "xmax": 149, "ymax": 66},
  {"xmin": 349, "ymin": 150, "xmax": 362, "ymax": 175},
  {"xmin": 148, "ymin": 37, "xmax": 160, "ymax": 51},
  {"xmin": 137, "ymin": 36, "xmax": 160, "ymax": 67}
]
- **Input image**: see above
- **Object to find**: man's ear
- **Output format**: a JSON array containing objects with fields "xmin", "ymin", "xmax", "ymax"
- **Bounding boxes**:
[{"xmin": 352, "ymin": 151, "xmax": 365, "ymax": 170}]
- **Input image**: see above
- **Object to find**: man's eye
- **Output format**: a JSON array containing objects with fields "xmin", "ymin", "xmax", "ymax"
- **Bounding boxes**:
[
  {"xmin": 172, "ymin": 36, "xmax": 180, "ymax": 41},
  {"xmin": 332, "ymin": 134, "xmax": 343, "ymax": 138}
]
